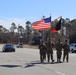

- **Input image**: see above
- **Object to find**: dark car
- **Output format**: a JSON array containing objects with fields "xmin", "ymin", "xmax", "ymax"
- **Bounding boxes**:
[{"xmin": 2, "ymin": 44, "xmax": 15, "ymax": 52}]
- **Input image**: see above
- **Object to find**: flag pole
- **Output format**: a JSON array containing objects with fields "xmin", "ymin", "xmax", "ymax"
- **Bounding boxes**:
[
  {"xmin": 49, "ymin": 14, "xmax": 52, "ymax": 47},
  {"xmin": 42, "ymin": 15, "xmax": 45, "ymax": 42}
]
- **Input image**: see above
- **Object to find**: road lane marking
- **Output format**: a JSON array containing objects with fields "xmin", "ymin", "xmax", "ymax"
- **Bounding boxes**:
[
  {"xmin": 55, "ymin": 71, "xmax": 66, "ymax": 75},
  {"xmin": 36, "ymin": 65, "xmax": 66, "ymax": 75}
]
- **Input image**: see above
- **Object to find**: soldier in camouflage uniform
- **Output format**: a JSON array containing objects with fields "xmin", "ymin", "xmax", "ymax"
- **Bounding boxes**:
[
  {"xmin": 39, "ymin": 40, "xmax": 46, "ymax": 63},
  {"xmin": 56, "ymin": 39, "xmax": 62, "ymax": 62},
  {"xmin": 63, "ymin": 40, "xmax": 70, "ymax": 62},
  {"xmin": 46, "ymin": 39, "xmax": 54, "ymax": 63}
]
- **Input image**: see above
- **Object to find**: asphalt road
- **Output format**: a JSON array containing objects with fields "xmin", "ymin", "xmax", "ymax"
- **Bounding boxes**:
[{"xmin": 0, "ymin": 45, "xmax": 76, "ymax": 75}]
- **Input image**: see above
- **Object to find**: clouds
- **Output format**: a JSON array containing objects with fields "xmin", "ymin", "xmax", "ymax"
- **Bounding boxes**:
[
  {"xmin": 0, "ymin": 17, "xmax": 26, "ymax": 30},
  {"xmin": 0, "ymin": 16, "xmax": 40, "ymax": 30}
]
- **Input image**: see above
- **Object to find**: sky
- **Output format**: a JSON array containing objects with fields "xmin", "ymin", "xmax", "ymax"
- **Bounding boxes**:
[{"xmin": 0, "ymin": 0, "xmax": 76, "ymax": 29}]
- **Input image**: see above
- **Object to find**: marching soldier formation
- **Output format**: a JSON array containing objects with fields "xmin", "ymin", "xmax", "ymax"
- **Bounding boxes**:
[{"xmin": 39, "ymin": 39, "xmax": 70, "ymax": 63}]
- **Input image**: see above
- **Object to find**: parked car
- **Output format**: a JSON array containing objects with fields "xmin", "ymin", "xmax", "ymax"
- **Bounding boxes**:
[
  {"xmin": 16, "ymin": 43, "xmax": 23, "ymax": 48},
  {"xmin": 70, "ymin": 43, "xmax": 76, "ymax": 53},
  {"xmin": 2, "ymin": 44, "xmax": 15, "ymax": 52}
]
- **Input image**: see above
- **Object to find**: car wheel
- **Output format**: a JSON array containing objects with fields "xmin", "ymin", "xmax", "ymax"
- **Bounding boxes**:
[
  {"xmin": 13, "ymin": 50, "xmax": 15, "ymax": 52},
  {"xmin": 3, "ymin": 50, "xmax": 5, "ymax": 52},
  {"xmin": 71, "ymin": 49, "xmax": 74, "ymax": 53}
]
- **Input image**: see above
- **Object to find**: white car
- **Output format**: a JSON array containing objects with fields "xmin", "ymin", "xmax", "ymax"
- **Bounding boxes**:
[
  {"xmin": 70, "ymin": 43, "xmax": 76, "ymax": 53},
  {"xmin": 16, "ymin": 44, "xmax": 23, "ymax": 48}
]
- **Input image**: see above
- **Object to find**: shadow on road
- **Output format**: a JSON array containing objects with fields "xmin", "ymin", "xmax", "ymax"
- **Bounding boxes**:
[
  {"xmin": 0, "ymin": 65, "xmax": 21, "ymax": 68},
  {"xmin": 0, "ymin": 61, "xmax": 63, "ymax": 68},
  {"xmin": 24, "ymin": 60, "xmax": 63, "ymax": 68},
  {"xmin": 25, "ymin": 60, "xmax": 40, "ymax": 68}
]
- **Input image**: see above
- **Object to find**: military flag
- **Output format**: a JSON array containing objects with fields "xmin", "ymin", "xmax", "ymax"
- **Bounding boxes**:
[{"xmin": 52, "ymin": 18, "xmax": 61, "ymax": 32}]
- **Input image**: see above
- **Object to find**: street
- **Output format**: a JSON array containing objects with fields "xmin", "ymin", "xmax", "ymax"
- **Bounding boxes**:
[{"xmin": 0, "ymin": 45, "xmax": 76, "ymax": 75}]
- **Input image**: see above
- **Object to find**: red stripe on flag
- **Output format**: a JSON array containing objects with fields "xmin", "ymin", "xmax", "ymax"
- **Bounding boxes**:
[
  {"xmin": 33, "ymin": 20, "xmax": 44, "ymax": 25},
  {"xmin": 33, "ymin": 19, "xmax": 51, "ymax": 30}
]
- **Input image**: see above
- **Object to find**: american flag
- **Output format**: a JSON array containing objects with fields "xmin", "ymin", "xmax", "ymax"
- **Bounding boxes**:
[{"xmin": 32, "ymin": 17, "xmax": 51, "ymax": 30}]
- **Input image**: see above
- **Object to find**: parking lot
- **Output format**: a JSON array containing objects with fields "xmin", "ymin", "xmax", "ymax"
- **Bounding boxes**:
[{"xmin": 0, "ymin": 44, "xmax": 76, "ymax": 75}]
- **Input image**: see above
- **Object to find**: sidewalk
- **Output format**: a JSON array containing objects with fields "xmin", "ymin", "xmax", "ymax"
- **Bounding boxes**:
[{"xmin": 24, "ymin": 45, "xmax": 38, "ymax": 49}]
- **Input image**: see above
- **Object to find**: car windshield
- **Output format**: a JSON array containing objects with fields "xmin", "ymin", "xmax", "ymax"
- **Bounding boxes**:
[
  {"xmin": 70, "ymin": 45, "xmax": 74, "ymax": 47},
  {"xmin": 5, "ymin": 44, "xmax": 13, "ymax": 47}
]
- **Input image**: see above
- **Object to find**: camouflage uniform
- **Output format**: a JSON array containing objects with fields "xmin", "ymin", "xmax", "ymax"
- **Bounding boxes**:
[
  {"xmin": 46, "ymin": 41, "xmax": 54, "ymax": 63},
  {"xmin": 39, "ymin": 41, "xmax": 46, "ymax": 63},
  {"xmin": 56, "ymin": 40, "xmax": 62, "ymax": 62},
  {"xmin": 63, "ymin": 40, "xmax": 70, "ymax": 62}
]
